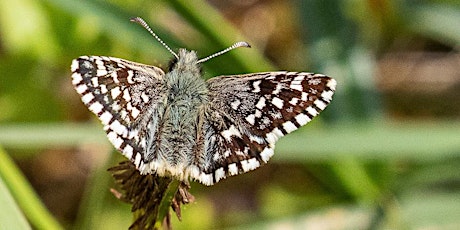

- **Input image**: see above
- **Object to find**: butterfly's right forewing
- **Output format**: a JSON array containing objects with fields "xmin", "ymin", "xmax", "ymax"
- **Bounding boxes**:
[{"xmin": 71, "ymin": 56, "xmax": 167, "ymax": 166}]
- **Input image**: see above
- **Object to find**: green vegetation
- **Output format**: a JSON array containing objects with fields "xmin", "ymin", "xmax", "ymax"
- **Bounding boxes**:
[{"xmin": 0, "ymin": 0, "xmax": 459, "ymax": 229}]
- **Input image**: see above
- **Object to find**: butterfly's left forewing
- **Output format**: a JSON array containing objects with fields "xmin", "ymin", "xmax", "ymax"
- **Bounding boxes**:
[
  {"xmin": 71, "ymin": 56, "xmax": 167, "ymax": 169},
  {"xmin": 193, "ymin": 72, "xmax": 336, "ymax": 185}
]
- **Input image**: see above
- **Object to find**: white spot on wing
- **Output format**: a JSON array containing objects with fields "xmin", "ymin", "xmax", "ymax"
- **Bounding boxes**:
[
  {"xmin": 81, "ymin": 93, "xmax": 94, "ymax": 104},
  {"xmin": 228, "ymin": 163, "xmax": 238, "ymax": 176},
  {"xmin": 272, "ymin": 83, "xmax": 282, "ymax": 95},
  {"xmin": 260, "ymin": 147, "xmax": 274, "ymax": 162},
  {"xmin": 111, "ymin": 87, "xmax": 121, "ymax": 99},
  {"xmin": 290, "ymin": 84, "xmax": 303, "ymax": 91},
  {"xmin": 213, "ymin": 152, "xmax": 220, "ymax": 161},
  {"xmin": 321, "ymin": 90, "xmax": 334, "ymax": 102},
  {"xmin": 96, "ymin": 69, "xmax": 108, "ymax": 76},
  {"xmin": 255, "ymin": 109, "xmax": 262, "ymax": 118},
  {"xmin": 200, "ymin": 173, "xmax": 213, "ymax": 186},
  {"xmin": 301, "ymin": 92, "xmax": 308, "ymax": 101},
  {"xmin": 134, "ymin": 153, "xmax": 141, "ymax": 167},
  {"xmin": 123, "ymin": 89, "xmax": 131, "ymax": 101},
  {"xmin": 295, "ymin": 113, "xmax": 311, "ymax": 126},
  {"xmin": 214, "ymin": 167, "xmax": 225, "ymax": 183},
  {"xmin": 256, "ymin": 97, "xmax": 266, "ymax": 110},
  {"xmin": 127, "ymin": 71, "xmax": 135, "ymax": 84},
  {"xmin": 252, "ymin": 80, "xmax": 261, "ymax": 93},
  {"xmin": 294, "ymin": 75, "xmax": 305, "ymax": 82},
  {"xmin": 75, "ymin": 84, "xmax": 88, "ymax": 94},
  {"xmin": 113, "ymin": 136, "xmax": 123, "ymax": 149},
  {"xmin": 327, "ymin": 79, "xmax": 337, "ymax": 90},
  {"xmin": 71, "ymin": 60, "xmax": 79, "ymax": 72},
  {"xmin": 95, "ymin": 58, "xmax": 104, "ymax": 68},
  {"xmin": 314, "ymin": 99, "xmax": 327, "ymax": 110},
  {"xmin": 282, "ymin": 121, "xmax": 298, "ymax": 133},
  {"xmin": 131, "ymin": 105, "xmax": 140, "ymax": 119},
  {"xmin": 230, "ymin": 99, "xmax": 241, "ymax": 110},
  {"xmin": 106, "ymin": 131, "xmax": 117, "ymax": 145},
  {"xmin": 100, "ymin": 84, "xmax": 108, "ymax": 93},
  {"xmin": 71, "ymin": 73, "xmax": 83, "ymax": 85},
  {"xmin": 141, "ymin": 92, "xmax": 149, "ymax": 103},
  {"xmin": 289, "ymin": 97, "xmax": 299, "ymax": 105},
  {"xmin": 265, "ymin": 132, "xmax": 278, "ymax": 144},
  {"xmin": 272, "ymin": 128, "xmax": 284, "ymax": 137},
  {"xmin": 112, "ymin": 72, "xmax": 120, "ymax": 84},
  {"xmin": 123, "ymin": 144, "xmax": 134, "ymax": 159},
  {"xmin": 248, "ymin": 158, "xmax": 260, "ymax": 169},
  {"xmin": 306, "ymin": 106, "xmax": 318, "ymax": 117},
  {"xmin": 99, "ymin": 111, "xmax": 113, "ymax": 125},
  {"xmin": 110, "ymin": 120, "xmax": 128, "ymax": 137},
  {"xmin": 241, "ymin": 160, "xmax": 250, "ymax": 172},
  {"xmin": 221, "ymin": 125, "xmax": 242, "ymax": 141},
  {"xmin": 271, "ymin": 97, "xmax": 284, "ymax": 109},
  {"xmin": 241, "ymin": 158, "xmax": 260, "ymax": 172},
  {"xmin": 91, "ymin": 77, "xmax": 99, "ymax": 87},
  {"xmin": 245, "ymin": 114, "xmax": 255, "ymax": 125}
]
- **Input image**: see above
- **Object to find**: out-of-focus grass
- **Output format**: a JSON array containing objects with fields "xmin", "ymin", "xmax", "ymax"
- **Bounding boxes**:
[
  {"xmin": 0, "ymin": 0, "xmax": 459, "ymax": 229},
  {"xmin": 0, "ymin": 146, "xmax": 62, "ymax": 230},
  {"xmin": 2, "ymin": 122, "xmax": 460, "ymax": 160},
  {"xmin": 0, "ymin": 165, "xmax": 31, "ymax": 230},
  {"xmin": 1, "ymin": 121, "xmax": 460, "ymax": 228}
]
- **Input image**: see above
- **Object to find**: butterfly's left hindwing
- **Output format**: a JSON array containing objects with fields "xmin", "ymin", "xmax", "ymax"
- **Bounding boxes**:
[
  {"xmin": 192, "ymin": 72, "xmax": 336, "ymax": 185},
  {"xmin": 71, "ymin": 56, "xmax": 167, "ymax": 167}
]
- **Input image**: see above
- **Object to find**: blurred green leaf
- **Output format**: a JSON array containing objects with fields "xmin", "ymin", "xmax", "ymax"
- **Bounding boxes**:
[
  {"xmin": 401, "ymin": 192, "xmax": 460, "ymax": 229},
  {"xmin": 405, "ymin": 3, "xmax": 460, "ymax": 46},
  {"xmin": 0, "ymin": 0, "xmax": 459, "ymax": 229},
  {"xmin": 0, "ymin": 0, "xmax": 58, "ymax": 60},
  {"xmin": 0, "ymin": 146, "xmax": 62, "ymax": 230},
  {"xmin": 0, "ymin": 171, "xmax": 31, "ymax": 230}
]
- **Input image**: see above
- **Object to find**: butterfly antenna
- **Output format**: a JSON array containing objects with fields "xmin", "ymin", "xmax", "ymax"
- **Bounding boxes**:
[
  {"xmin": 197, "ymin": 41, "xmax": 251, "ymax": 64},
  {"xmin": 130, "ymin": 17, "xmax": 179, "ymax": 59}
]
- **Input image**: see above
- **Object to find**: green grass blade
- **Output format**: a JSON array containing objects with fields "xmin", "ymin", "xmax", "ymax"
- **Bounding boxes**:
[
  {"xmin": 329, "ymin": 156, "xmax": 380, "ymax": 203},
  {"xmin": 2, "ymin": 122, "xmax": 460, "ymax": 161},
  {"xmin": 0, "ymin": 171, "xmax": 31, "ymax": 230},
  {"xmin": 0, "ymin": 146, "xmax": 62, "ymax": 230}
]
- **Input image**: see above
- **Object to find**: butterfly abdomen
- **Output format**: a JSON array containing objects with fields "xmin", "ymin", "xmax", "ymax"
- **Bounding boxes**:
[{"xmin": 152, "ymin": 49, "xmax": 209, "ymax": 178}]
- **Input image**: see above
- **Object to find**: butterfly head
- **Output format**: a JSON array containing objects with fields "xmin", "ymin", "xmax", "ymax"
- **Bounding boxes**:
[{"xmin": 168, "ymin": 49, "xmax": 200, "ymax": 73}]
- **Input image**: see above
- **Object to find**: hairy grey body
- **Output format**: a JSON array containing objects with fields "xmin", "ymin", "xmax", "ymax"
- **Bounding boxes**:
[{"xmin": 144, "ymin": 49, "xmax": 208, "ymax": 176}]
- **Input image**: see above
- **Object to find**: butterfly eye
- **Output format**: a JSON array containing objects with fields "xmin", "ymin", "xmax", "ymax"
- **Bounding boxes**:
[{"xmin": 168, "ymin": 58, "xmax": 179, "ymax": 72}]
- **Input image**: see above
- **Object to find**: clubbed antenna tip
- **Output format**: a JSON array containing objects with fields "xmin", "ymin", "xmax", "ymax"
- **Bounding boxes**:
[
  {"xmin": 197, "ymin": 41, "xmax": 251, "ymax": 64},
  {"xmin": 130, "ymin": 17, "xmax": 178, "ymax": 59}
]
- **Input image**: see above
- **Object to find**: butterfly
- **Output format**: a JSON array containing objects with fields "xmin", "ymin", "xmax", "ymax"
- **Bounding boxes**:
[{"xmin": 71, "ymin": 17, "xmax": 336, "ymax": 186}]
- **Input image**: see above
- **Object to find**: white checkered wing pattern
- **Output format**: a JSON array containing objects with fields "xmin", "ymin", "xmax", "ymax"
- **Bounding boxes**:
[
  {"xmin": 196, "ymin": 72, "xmax": 336, "ymax": 185},
  {"xmin": 71, "ymin": 56, "xmax": 166, "ymax": 164}
]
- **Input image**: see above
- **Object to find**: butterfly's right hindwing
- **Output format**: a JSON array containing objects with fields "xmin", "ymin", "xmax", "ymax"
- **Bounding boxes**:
[{"xmin": 71, "ymin": 56, "xmax": 167, "ymax": 167}]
